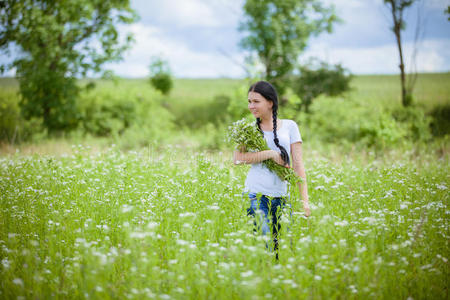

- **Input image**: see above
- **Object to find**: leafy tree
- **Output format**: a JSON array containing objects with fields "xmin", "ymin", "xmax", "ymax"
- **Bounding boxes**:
[
  {"xmin": 0, "ymin": 0, "xmax": 137, "ymax": 135},
  {"xmin": 239, "ymin": 0, "xmax": 338, "ymax": 96},
  {"xmin": 383, "ymin": 0, "xmax": 417, "ymax": 107},
  {"xmin": 148, "ymin": 56, "xmax": 173, "ymax": 95},
  {"xmin": 291, "ymin": 60, "xmax": 352, "ymax": 113}
]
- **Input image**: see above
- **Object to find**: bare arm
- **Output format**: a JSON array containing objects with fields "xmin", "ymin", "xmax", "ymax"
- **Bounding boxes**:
[
  {"xmin": 291, "ymin": 141, "xmax": 311, "ymax": 217},
  {"xmin": 233, "ymin": 149, "xmax": 275, "ymax": 165}
]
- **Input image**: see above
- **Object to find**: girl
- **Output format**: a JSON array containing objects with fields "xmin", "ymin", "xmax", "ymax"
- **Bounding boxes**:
[{"xmin": 233, "ymin": 81, "xmax": 310, "ymax": 259}]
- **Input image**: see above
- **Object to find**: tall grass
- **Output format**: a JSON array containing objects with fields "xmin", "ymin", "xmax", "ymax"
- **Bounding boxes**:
[{"xmin": 0, "ymin": 145, "xmax": 448, "ymax": 299}]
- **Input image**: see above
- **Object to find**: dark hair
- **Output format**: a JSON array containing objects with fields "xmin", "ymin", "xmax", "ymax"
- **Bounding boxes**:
[{"xmin": 249, "ymin": 81, "xmax": 290, "ymax": 166}]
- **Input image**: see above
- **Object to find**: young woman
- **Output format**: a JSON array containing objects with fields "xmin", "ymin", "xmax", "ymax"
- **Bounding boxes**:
[{"xmin": 233, "ymin": 81, "xmax": 310, "ymax": 258}]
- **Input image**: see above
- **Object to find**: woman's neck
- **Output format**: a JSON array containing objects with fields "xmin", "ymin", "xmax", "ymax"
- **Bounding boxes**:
[
  {"xmin": 260, "ymin": 114, "xmax": 273, "ymax": 126},
  {"xmin": 259, "ymin": 115, "xmax": 279, "ymax": 131}
]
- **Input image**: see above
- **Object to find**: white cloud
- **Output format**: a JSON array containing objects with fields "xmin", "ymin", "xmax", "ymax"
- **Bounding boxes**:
[
  {"xmin": 134, "ymin": 0, "xmax": 242, "ymax": 29},
  {"xmin": 105, "ymin": 23, "xmax": 245, "ymax": 78},
  {"xmin": 301, "ymin": 38, "xmax": 450, "ymax": 74},
  {"xmin": 157, "ymin": 0, "xmax": 221, "ymax": 28}
]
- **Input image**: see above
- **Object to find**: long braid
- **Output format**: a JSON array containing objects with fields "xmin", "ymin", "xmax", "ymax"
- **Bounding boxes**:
[
  {"xmin": 256, "ymin": 117, "xmax": 263, "ymax": 135},
  {"xmin": 272, "ymin": 109, "xmax": 290, "ymax": 166}
]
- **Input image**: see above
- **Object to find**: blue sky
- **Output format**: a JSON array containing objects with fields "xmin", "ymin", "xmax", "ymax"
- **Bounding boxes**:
[{"xmin": 1, "ymin": 0, "xmax": 449, "ymax": 78}]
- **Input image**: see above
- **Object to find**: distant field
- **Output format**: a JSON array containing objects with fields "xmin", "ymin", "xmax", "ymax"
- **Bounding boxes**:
[
  {"xmin": 1, "ymin": 73, "xmax": 449, "ymax": 108},
  {"xmin": 349, "ymin": 73, "xmax": 450, "ymax": 110}
]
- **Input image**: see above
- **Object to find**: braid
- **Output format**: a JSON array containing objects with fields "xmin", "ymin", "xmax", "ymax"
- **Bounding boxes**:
[
  {"xmin": 256, "ymin": 117, "xmax": 263, "ymax": 135},
  {"xmin": 272, "ymin": 109, "xmax": 290, "ymax": 166}
]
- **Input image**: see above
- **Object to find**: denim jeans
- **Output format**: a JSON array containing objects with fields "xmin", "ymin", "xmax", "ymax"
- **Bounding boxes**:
[{"xmin": 244, "ymin": 192, "xmax": 292, "ymax": 253}]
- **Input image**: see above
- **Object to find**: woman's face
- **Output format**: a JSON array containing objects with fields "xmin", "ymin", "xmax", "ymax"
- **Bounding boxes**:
[{"xmin": 248, "ymin": 91, "xmax": 273, "ymax": 118}]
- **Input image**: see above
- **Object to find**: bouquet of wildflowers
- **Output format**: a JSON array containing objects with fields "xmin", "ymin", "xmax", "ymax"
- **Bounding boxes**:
[{"xmin": 228, "ymin": 118, "xmax": 302, "ymax": 185}]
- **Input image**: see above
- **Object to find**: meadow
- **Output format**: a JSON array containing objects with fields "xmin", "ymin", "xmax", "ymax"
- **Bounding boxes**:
[
  {"xmin": 0, "ymin": 144, "xmax": 448, "ymax": 299},
  {"xmin": 0, "ymin": 73, "xmax": 449, "ymax": 299}
]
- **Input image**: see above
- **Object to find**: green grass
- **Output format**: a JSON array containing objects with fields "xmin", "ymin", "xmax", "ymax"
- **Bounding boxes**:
[
  {"xmin": 348, "ymin": 73, "xmax": 450, "ymax": 110},
  {"xmin": 0, "ymin": 73, "xmax": 448, "ymax": 298},
  {"xmin": 0, "ymin": 145, "xmax": 448, "ymax": 299},
  {"xmin": 3, "ymin": 72, "xmax": 448, "ymax": 108}
]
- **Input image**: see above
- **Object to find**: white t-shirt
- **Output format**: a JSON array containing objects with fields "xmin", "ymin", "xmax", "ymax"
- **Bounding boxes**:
[{"xmin": 243, "ymin": 119, "xmax": 302, "ymax": 197}]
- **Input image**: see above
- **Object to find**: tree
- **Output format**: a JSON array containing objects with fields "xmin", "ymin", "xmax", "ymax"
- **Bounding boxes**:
[
  {"xmin": 239, "ymin": 0, "xmax": 338, "ymax": 97},
  {"xmin": 383, "ymin": 0, "xmax": 417, "ymax": 107},
  {"xmin": 291, "ymin": 60, "xmax": 352, "ymax": 113},
  {"xmin": 0, "ymin": 0, "xmax": 137, "ymax": 135},
  {"xmin": 148, "ymin": 56, "xmax": 173, "ymax": 95}
]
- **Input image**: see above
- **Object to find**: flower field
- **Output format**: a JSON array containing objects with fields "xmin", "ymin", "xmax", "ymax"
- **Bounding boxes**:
[{"xmin": 0, "ymin": 144, "xmax": 448, "ymax": 299}]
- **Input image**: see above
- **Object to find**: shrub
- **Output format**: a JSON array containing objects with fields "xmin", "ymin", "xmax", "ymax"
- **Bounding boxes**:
[
  {"xmin": 77, "ymin": 83, "xmax": 175, "ymax": 150},
  {"xmin": 291, "ymin": 61, "xmax": 353, "ymax": 113},
  {"xmin": 227, "ymin": 85, "xmax": 249, "ymax": 121},
  {"xmin": 172, "ymin": 94, "xmax": 231, "ymax": 129},
  {"xmin": 150, "ymin": 73, "xmax": 173, "ymax": 95},
  {"xmin": 0, "ymin": 90, "xmax": 43, "ymax": 144},
  {"xmin": 296, "ymin": 96, "xmax": 407, "ymax": 149},
  {"xmin": 148, "ymin": 57, "xmax": 173, "ymax": 95},
  {"xmin": 429, "ymin": 103, "xmax": 450, "ymax": 137},
  {"xmin": 392, "ymin": 106, "xmax": 432, "ymax": 141}
]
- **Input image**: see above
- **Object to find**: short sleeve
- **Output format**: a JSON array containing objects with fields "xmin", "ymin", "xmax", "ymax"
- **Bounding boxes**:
[{"xmin": 289, "ymin": 120, "xmax": 302, "ymax": 144}]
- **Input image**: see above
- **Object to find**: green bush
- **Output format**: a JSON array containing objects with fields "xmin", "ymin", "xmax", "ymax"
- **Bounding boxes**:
[
  {"xmin": 0, "ymin": 90, "xmax": 44, "ymax": 143},
  {"xmin": 115, "ymin": 100, "xmax": 175, "ymax": 150},
  {"xmin": 429, "ymin": 103, "xmax": 450, "ymax": 137},
  {"xmin": 150, "ymin": 73, "xmax": 173, "ymax": 95},
  {"xmin": 148, "ymin": 57, "xmax": 173, "ymax": 95},
  {"xmin": 358, "ymin": 110, "xmax": 407, "ymax": 149},
  {"xmin": 226, "ymin": 85, "xmax": 249, "ymax": 121},
  {"xmin": 296, "ymin": 96, "xmax": 408, "ymax": 149},
  {"xmin": 172, "ymin": 94, "xmax": 231, "ymax": 129},
  {"xmin": 78, "ymin": 89, "xmax": 135, "ymax": 136},
  {"xmin": 77, "ymin": 83, "xmax": 175, "ymax": 150},
  {"xmin": 392, "ymin": 106, "xmax": 432, "ymax": 141},
  {"xmin": 291, "ymin": 61, "xmax": 353, "ymax": 113}
]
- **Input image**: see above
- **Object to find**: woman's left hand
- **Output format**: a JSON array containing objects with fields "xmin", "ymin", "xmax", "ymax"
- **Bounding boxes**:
[{"xmin": 303, "ymin": 201, "xmax": 311, "ymax": 217}]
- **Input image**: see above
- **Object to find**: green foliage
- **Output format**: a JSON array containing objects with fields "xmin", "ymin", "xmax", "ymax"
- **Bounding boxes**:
[
  {"xmin": 77, "ymin": 82, "xmax": 174, "ymax": 149},
  {"xmin": 239, "ymin": 0, "xmax": 338, "ymax": 95},
  {"xmin": 116, "ymin": 100, "xmax": 175, "ymax": 150},
  {"xmin": 78, "ymin": 89, "xmax": 135, "ymax": 137},
  {"xmin": 0, "ymin": 90, "xmax": 21, "ymax": 143},
  {"xmin": 298, "ymin": 97, "xmax": 409, "ymax": 150},
  {"xmin": 0, "ymin": 0, "xmax": 138, "ymax": 134},
  {"xmin": 0, "ymin": 73, "xmax": 447, "ymax": 151},
  {"xmin": 358, "ymin": 110, "xmax": 408, "ymax": 150},
  {"xmin": 429, "ymin": 103, "xmax": 450, "ymax": 137},
  {"xmin": 18, "ymin": 67, "xmax": 80, "ymax": 133},
  {"xmin": 171, "ymin": 95, "xmax": 231, "ymax": 130},
  {"xmin": 226, "ymin": 85, "xmax": 250, "ymax": 121},
  {"xmin": 149, "ymin": 57, "xmax": 173, "ymax": 95},
  {"xmin": 291, "ymin": 60, "xmax": 353, "ymax": 113},
  {"xmin": 392, "ymin": 106, "xmax": 432, "ymax": 141},
  {"xmin": 0, "ymin": 89, "xmax": 43, "ymax": 143}
]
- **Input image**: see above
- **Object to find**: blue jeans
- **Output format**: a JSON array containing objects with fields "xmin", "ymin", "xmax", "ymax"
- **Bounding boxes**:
[{"xmin": 244, "ymin": 192, "xmax": 292, "ymax": 253}]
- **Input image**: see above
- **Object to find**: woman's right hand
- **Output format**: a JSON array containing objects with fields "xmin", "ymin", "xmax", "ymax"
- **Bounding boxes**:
[{"xmin": 270, "ymin": 150, "xmax": 289, "ymax": 168}]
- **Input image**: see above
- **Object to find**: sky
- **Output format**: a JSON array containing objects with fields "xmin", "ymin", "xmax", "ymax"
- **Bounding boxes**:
[{"xmin": 1, "ymin": 0, "xmax": 449, "ymax": 78}]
